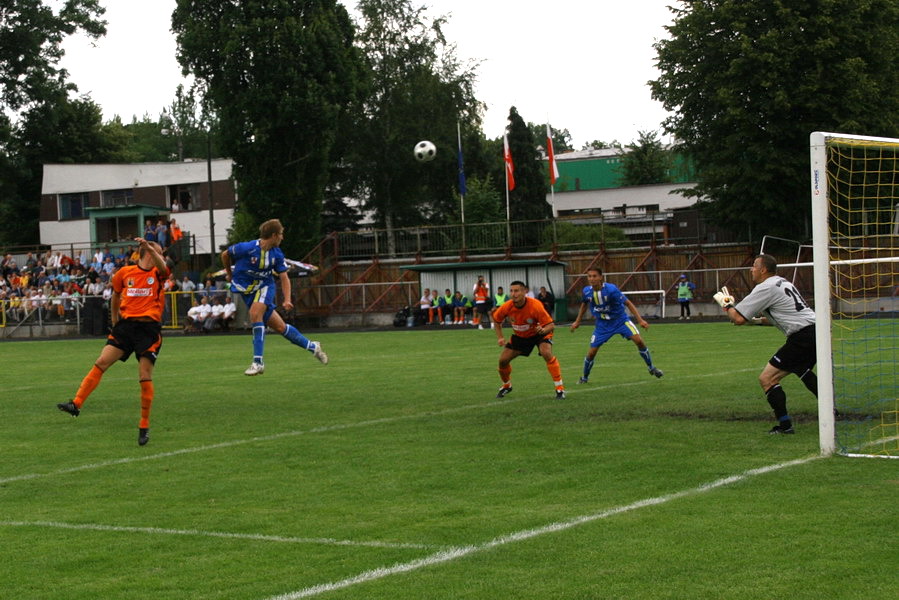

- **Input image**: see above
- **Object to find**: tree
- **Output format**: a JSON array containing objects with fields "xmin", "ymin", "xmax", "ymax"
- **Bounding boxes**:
[
  {"xmin": 505, "ymin": 106, "xmax": 550, "ymax": 221},
  {"xmin": 0, "ymin": 0, "xmax": 106, "ymax": 113},
  {"xmin": 618, "ymin": 130, "xmax": 673, "ymax": 186},
  {"xmin": 349, "ymin": 0, "xmax": 482, "ymax": 251},
  {"xmin": 650, "ymin": 0, "xmax": 899, "ymax": 241},
  {"xmin": 172, "ymin": 0, "xmax": 362, "ymax": 258},
  {"xmin": 0, "ymin": 93, "xmax": 131, "ymax": 244},
  {"xmin": 582, "ymin": 139, "xmax": 621, "ymax": 150},
  {"xmin": 455, "ymin": 175, "xmax": 503, "ymax": 224},
  {"xmin": 0, "ymin": 0, "xmax": 107, "ymax": 246},
  {"xmin": 528, "ymin": 122, "xmax": 573, "ymax": 153}
]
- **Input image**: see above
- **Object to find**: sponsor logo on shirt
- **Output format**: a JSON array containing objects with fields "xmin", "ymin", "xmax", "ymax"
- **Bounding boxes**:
[{"xmin": 126, "ymin": 288, "xmax": 153, "ymax": 297}]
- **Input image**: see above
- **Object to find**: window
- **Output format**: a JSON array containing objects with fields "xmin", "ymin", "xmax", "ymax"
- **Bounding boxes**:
[
  {"xmin": 59, "ymin": 193, "xmax": 89, "ymax": 220},
  {"xmin": 100, "ymin": 188, "xmax": 134, "ymax": 208}
]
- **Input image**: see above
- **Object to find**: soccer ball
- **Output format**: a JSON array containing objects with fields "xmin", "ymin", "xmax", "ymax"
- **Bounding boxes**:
[{"xmin": 414, "ymin": 140, "xmax": 437, "ymax": 162}]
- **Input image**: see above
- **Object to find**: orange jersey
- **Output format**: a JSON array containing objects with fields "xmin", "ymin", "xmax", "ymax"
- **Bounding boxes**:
[
  {"xmin": 492, "ymin": 296, "xmax": 553, "ymax": 338},
  {"xmin": 473, "ymin": 283, "xmax": 489, "ymax": 303},
  {"xmin": 112, "ymin": 264, "xmax": 169, "ymax": 321}
]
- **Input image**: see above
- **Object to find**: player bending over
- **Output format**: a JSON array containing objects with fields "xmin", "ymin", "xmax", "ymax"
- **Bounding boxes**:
[
  {"xmin": 570, "ymin": 267, "xmax": 663, "ymax": 383},
  {"xmin": 492, "ymin": 280, "xmax": 565, "ymax": 400},
  {"xmin": 713, "ymin": 254, "xmax": 817, "ymax": 434},
  {"xmin": 57, "ymin": 238, "xmax": 168, "ymax": 446},
  {"xmin": 221, "ymin": 218, "xmax": 328, "ymax": 376}
]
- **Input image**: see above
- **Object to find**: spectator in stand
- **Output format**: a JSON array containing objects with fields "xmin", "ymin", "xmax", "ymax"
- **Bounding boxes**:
[
  {"xmin": 537, "ymin": 286, "xmax": 555, "ymax": 316},
  {"xmin": 221, "ymin": 295, "xmax": 237, "ymax": 331},
  {"xmin": 24, "ymin": 252, "xmax": 37, "ymax": 273},
  {"xmin": 128, "ymin": 246, "xmax": 140, "ymax": 265},
  {"xmin": 451, "ymin": 291, "xmax": 466, "ymax": 325},
  {"xmin": 102, "ymin": 256, "xmax": 116, "ymax": 276},
  {"xmin": 156, "ymin": 219, "xmax": 168, "ymax": 249},
  {"xmin": 418, "ymin": 288, "xmax": 431, "ymax": 324},
  {"xmin": 170, "ymin": 219, "xmax": 183, "ymax": 244},
  {"xmin": 171, "ymin": 198, "xmax": 182, "ymax": 212},
  {"xmin": 205, "ymin": 296, "xmax": 225, "ymax": 332},
  {"xmin": 47, "ymin": 251, "xmax": 62, "ymax": 274},
  {"xmin": 184, "ymin": 296, "xmax": 210, "ymax": 332},
  {"xmin": 180, "ymin": 274, "xmax": 196, "ymax": 293},
  {"xmin": 143, "ymin": 220, "xmax": 157, "ymax": 243},
  {"xmin": 428, "ymin": 288, "xmax": 444, "ymax": 325}
]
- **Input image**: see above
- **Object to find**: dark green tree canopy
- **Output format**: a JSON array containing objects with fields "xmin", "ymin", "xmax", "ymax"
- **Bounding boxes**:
[
  {"xmin": 506, "ymin": 106, "xmax": 550, "ymax": 221},
  {"xmin": 618, "ymin": 130, "xmax": 673, "ymax": 186},
  {"xmin": 650, "ymin": 0, "xmax": 899, "ymax": 241},
  {"xmin": 349, "ymin": 0, "xmax": 482, "ymax": 236},
  {"xmin": 173, "ymin": 0, "xmax": 362, "ymax": 257},
  {"xmin": 0, "ymin": 0, "xmax": 106, "ymax": 112}
]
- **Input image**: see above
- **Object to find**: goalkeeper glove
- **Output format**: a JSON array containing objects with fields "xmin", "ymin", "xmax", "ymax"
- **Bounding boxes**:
[{"xmin": 713, "ymin": 286, "xmax": 734, "ymax": 309}]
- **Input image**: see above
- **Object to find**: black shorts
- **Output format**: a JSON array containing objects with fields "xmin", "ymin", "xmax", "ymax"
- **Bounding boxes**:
[
  {"xmin": 506, "ymin": 334, "xmax": 553, "ymax": 357},
  {"xmin": 107, "ymin": 319, "xmax": 163, "ymax": 364},
  {"xmin": 769, "ymin": 324, "xmax": 816, "ymax": 375},
  {"xmin": 476, "ymin": 302, "xmax": 490, "ymax": 315}
]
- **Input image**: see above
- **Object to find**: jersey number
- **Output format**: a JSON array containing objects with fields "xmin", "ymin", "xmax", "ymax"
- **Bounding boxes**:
[{"xmin": 783, "ymin": 286, "xmax": 808, "ymax": 312}]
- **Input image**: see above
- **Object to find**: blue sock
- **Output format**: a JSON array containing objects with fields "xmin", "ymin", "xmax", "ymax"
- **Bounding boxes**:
[
  {"xmin": 252, "ymin": 322, "xmax": 265, "ymax": 363},
  {"xmin": 639, "ymin": 348, "xmax": 654, "ymax": 369},
  {"xmin": 282, "ymin": 324, "xmax": 312, "ymax": 350},
  {"xmin": 583, "ymin": 358, "xmax": 595, "ymax": 379}
]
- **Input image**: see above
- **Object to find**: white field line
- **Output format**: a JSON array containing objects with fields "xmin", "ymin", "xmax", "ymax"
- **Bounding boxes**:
[
  {"xmin": 0, "ymin": 520, "xmax": 439, "ymax": 550},
  {"xmin": 2, "ymin": 367, "xmax": 759, "ymax": 486},
  {"xmin": 261, "ymin": 455, "xmax": 823, "ymax": 600}
]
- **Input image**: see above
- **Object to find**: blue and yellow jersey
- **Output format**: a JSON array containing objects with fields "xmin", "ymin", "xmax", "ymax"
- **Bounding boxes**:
[
  {"xmin": 582, "ymin": 282, "xmax": 628, "ymax": 324},
  {"xmin": 227, "ymin": 240, "xmax": 287, "ymax": 294}
]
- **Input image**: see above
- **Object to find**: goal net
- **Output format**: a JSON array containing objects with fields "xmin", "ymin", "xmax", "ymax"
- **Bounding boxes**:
[{"xmin": 810, "ymin": 132, "xmax": 899, "ymax": 457}]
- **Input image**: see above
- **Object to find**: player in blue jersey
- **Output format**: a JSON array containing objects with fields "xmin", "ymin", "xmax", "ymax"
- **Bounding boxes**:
[
  {"xmin": 220, "ymin": 219, "xmax": 328, "ymax": 375},
  {"xmin": 569, "ymin": 267, "xmax": 663, "ymax": 382}
]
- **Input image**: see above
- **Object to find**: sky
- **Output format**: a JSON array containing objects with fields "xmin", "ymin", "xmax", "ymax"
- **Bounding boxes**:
[{"xmin": 59, "ymin": 1, "xmax": 677, "ymax": 149}]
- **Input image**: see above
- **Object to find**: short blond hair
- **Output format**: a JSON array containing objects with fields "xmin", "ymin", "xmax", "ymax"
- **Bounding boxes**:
[{"xmin": 259, "ymin": 219, "xmax": 284, "ymax": 239}]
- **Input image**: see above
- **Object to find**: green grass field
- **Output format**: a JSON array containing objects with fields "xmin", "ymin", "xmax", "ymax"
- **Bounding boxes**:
[{"xmin": 1, "ymin": 323, "xmax": 896, "ymax": 599}]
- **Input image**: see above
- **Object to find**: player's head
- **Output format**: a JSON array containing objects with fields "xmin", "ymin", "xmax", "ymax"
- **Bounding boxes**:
[
  {"xmin": 752, "ymin": 254, "xmax": 777, "ymax": 283},
  {"xmin": 259, "ymin": 219, "xmax": 284, "ymax": 243},
  {"xmin": 585, "ymin": 267, "xmax": 603, "ymax": 286},
  {"xmin": 138, "ymin": 240, "xmax": 162, "ymax": 261},
  {"xmin": 508, "ymin": 280, "xmax": 528, "ymax": 304}
]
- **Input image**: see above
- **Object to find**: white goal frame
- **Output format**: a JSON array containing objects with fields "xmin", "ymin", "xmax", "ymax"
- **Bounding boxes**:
[
  {"xmin": 622, "ymin": 290, "xmax": 666, "ymax": 319},
  {"xmin": 809, "ymin": 131, "xmax": 899, "ymax": 456}
]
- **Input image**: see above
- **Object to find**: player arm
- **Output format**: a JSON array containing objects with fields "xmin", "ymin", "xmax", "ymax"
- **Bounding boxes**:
[
  {"xmin": 110, "ymin": 291, "xmax": 122, "ymax": 326},
  {"xmin": 624, "ymin": 299, "xmax": 649, "ymax": 328},
  {"xmin": 139, "ymin": 238, "xmax": 168, "ymax": 275},
  {"xmin": 724, "ymin": 306, "xmax": 749, "ymax": 326},
  {"xmin": 570, "ymin": 302, "xmax": 588, "ymax": 331},
  {"xmin": 278, "ymin": 270, "xmax": 293, "ymax": 310},
  {"xmin": 220, "ymin": 249, "xmax": 232, "ymax": 281}
]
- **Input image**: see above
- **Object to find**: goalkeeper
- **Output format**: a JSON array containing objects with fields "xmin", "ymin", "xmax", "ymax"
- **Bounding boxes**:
[{"xmin": 714, "ymin": 254, "xmax": 817, "ymax": 435}]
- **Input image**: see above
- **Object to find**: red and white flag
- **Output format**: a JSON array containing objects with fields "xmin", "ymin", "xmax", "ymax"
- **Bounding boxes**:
[
  {"xmin": 503, "ymin": 134, "xmax": 515, "ymax": 191},
  {"xmin": 546, "ymin": 124, "xmax": 559, "ymax": 185}
]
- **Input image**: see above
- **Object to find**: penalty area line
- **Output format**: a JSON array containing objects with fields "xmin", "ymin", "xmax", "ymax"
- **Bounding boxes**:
[
  {"xmin": 0, "ymin": 520, "xmax": 439, "ymax": 550},
  {"xmin": 261, "ymin": 455, "xmax": 822, "ymax": 600}
]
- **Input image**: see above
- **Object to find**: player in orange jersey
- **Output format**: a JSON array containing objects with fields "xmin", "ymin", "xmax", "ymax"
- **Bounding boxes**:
[
  {"xmin": 57, "ymin": 237, "xmax": 169, "ymax": 446},
  {"xmin": 491, "ymin": 280, "xmax": 565, "ymax": 400}
]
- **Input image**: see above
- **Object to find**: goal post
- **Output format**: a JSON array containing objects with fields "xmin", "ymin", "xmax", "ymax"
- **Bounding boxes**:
[{"xmin": 809, "ymin": 132, "xmax": 899, "ymax": 458}]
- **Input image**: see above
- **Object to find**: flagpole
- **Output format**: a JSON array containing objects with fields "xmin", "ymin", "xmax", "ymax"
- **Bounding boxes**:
[
  {"xmin": 457, "ymin": 121, "xmax": 467, "ymax": 254},
  {"xmin": 504, "ymin": 138, "xmax": 511, "ymax": 249}
]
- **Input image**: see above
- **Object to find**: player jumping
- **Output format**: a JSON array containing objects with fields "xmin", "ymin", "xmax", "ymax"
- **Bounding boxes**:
[
  {"xmin": 570, "ymin": 267, "xmax": 663, "ymax": 383},
  {"xmin": 221, "ymin": 218, "xmax": 328, "ymax": 375},
  {"xmin": 57, "ymin": 237, "xmax": 168, "ymax": 446},
  {"xmin": 491, "ymin": 280, "xmax": 565, "ymax": 400}
]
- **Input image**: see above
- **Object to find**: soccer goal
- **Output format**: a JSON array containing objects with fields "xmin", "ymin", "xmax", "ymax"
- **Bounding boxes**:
[
  {"xmin": 623, "ymin": 289, "xmax": 666, "ymax": 319},
  {"xmin": 809, "ymin": 132, "xmax": 899, "ymax": 458}
]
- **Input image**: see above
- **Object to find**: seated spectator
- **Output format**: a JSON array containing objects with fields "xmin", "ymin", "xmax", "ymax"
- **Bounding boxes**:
[
  {"xmin": 184, "ymin": 296, "xmax": 211, "ymax": 332},
  {"xmin": 205, "ymin": 297, "xmax": 225, "ymax": 332},
  {"xmin": 452, "ymin": 291, "xmax": 468, "ymax": 325},
  {"xmin": 221, "ymin": 295, "xmax": 237, "ymax": 331}
]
